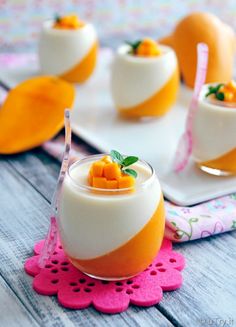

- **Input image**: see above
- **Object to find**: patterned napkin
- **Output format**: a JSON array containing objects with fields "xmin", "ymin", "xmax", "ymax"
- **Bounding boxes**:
[{"xmin": 43, "ymin": 137, "xmax": 236, "ymax": 242}]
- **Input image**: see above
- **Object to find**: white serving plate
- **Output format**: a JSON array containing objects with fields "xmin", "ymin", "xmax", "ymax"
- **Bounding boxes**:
[{"xmin": 1, "ymin": 50, "xmax": 236, "ymax": 206}]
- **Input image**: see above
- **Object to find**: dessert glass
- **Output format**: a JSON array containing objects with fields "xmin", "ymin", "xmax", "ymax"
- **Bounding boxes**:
[
  {"xmin": 111, "ymin": 44, "xmax": 179, "ymax": 118},
  {"xmin": 58, "ymin": 154, "xmax": 165, "ymax": 280},
  {"xmin": 192, "ymin": 84, "xmax": 236, "ymax": 175},
  {"xmin": 38, "ymin": 20, "xmax": 98, "ymax": 83}
]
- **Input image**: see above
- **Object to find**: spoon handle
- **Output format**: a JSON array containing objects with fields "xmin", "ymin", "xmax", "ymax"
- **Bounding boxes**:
[
  {"xmin": 38, "ymin": 110, "xmax": 71, "ymax": 268},
  {"xmin": 173, "ymin": 43, "xmax": 208, "ymax": 173},
  {"xmin": 186, "ymin": 43, "xmax": 209, "ymax": 133}
]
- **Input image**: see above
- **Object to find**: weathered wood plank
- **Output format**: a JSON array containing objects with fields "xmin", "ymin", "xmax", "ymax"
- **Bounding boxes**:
[
  {"xmin": 5, "ymin": 148, "xmax": 60, "ymax": 202},
  {"xmin": 0, "ymin": 275, "xmax": 39, "ymax": 327},
  {"xmin": 5, "ymin": 149, "xmax": 236, "ymax": 327},
  {"xmin": 0, "ymin": 159, "xmax": 173, "ymax": 327},
  {"xmin": 158, "ymin": 232, "xmax": 236, "ymax": 326}
]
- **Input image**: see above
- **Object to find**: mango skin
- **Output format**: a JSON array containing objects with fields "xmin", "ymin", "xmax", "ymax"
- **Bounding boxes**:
[
  {"xmin": 0, "ymin": 76, "xmax": 75, "ymax": 154},
  {"xmin": 159, "ymin": 12, "xmax": 236, "ymax": 88}
]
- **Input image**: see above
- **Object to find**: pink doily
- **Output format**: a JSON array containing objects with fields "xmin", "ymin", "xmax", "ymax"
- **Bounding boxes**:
[{"xmin": 24, "ymin": 239, "xmax": 185, "ymax": 314}]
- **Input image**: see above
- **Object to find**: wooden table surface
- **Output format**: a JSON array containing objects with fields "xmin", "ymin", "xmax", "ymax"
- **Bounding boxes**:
[{"xmin": 0, "ymin": 148, "xmax": 236, "ymax": 327}]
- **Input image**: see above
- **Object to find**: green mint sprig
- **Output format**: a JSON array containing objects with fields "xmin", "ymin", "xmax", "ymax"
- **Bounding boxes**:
[
  {"xmin": 110, "ymin": 150, "xmax": 138, "ymax": 179},
  {"xmin": 206, "ymin": 83, "xmax": 225, "ymax": 101},
  {"xmin": 125, "ymin": 40, "xmax": 142, "ymax": 54},
  {"xmin": 55, "ymin": 14, "xmax": 61, "ymax": 23}
]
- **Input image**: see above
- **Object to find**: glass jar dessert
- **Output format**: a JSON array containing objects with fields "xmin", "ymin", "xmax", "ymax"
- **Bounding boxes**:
[
  {"xmin": 38, "ymin": 14, "xmax": 98, "ymax": 83},
  {"xmin": 111, "ymin": 38, "xmax": 179, "ymax": 119},
  {"xmin": 192, "ymin": 81, "xmax": 236, "ymax": 175},
  {"xmin": 58, "ymin": 151, "xmax": 165, "ymax": 280}
]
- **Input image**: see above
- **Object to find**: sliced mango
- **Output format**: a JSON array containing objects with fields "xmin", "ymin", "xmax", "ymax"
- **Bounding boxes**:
[{"xmin": 0, "ymin": 76, "xmax": 75, "ymax": 154}]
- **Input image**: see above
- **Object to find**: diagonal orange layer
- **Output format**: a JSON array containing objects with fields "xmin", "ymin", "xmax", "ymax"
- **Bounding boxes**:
[
  {"xmin": 60, "ymin": 42, "xmax": 98, "ymax": 83},
  {"xmin": 118, "ymin": 68, "xmax": 179, "ymax": 118},
  {"xmin": 69, "ymin": 196, "xmax": 165, "ymax": 279},
  {"xmin": 200, "ymin": 148, "xmax": 236, "ymax": 173}
]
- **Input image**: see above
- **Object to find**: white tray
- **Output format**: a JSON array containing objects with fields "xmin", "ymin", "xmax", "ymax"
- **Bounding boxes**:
[{"xmin": 2, "ymin": 50, "xmax": 236, "ymax": 206}]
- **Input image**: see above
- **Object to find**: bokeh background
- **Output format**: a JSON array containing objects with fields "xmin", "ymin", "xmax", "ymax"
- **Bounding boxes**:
[{"xmin": 0, "ymin": 0, "xmax": 235, "ymax": 52}]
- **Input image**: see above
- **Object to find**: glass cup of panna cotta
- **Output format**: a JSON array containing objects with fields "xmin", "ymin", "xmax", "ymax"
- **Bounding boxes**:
[
  {"xmin": 58, "ymin": 152, "xmax": 165, "ymax": 280},
  {"xmin": 192, "ymin": 81, "xmax": 236, "ymax": 176},
  {"xmin": 111, "ymin": 38, "xmax": 179, "ymax": 119},
  {"xmin": 38, "ymin": 14, "xmax": 98, "ymax": 84}
]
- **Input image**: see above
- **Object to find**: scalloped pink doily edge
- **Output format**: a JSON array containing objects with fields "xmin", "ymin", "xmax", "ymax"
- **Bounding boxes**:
[{"xmin": 24, "ymin": 238, "xmax": 185, "ymax": 314}]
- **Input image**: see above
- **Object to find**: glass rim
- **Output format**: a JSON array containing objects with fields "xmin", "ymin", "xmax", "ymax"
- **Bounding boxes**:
[{"xmin": 67, "ymin": 153, "xmax": 155, "ymax": 194}]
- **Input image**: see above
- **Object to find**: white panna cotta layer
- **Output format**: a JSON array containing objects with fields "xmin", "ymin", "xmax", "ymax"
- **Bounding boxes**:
[
  {"xmin": 111, "ymin": 44, "xmax": 177, "ymax": 108},
  {"xmin": 192, "ymin": 84, "xmax": 236, "ymax": 162},
  {"xmin": 38, "ymin": 21, "xmax": 96, "ymax": 75},
  {"xmin": 58, "ymin": 159, "xmax": 161, "ymax": 260}
]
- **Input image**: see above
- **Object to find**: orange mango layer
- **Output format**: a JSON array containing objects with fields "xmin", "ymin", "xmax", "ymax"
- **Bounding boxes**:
[
  {"xmin": 89, "ymin": 157, "xmax": 135, "ymax": 189},
  {"xmin": 199, "ymin": 148, "xmax": 236, "ymax": 173},
  {"xmin": 60, "ymin": 42, "xmax": 98, "ymax": 83},
  {"xmin": 118, "ymin": 68, "xmax": 179, "ymax": 118},
  {"xmin": 68, "ymin": 196, "xmax": 165, "ymax": 279}
]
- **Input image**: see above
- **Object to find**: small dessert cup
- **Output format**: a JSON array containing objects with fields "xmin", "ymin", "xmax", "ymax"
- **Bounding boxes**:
[
  {"xmin": 111, "ymin": 39, "xmax": 179, "ymax": 119},
  {"xmin": 192, "ymin": 83, "xmax": 236, "ymax": 176},
  {"xmin": 58, "ymin": 154, "xmax": 165, "ymax": 280},
  {"xmin": 38, "ymin": 15, "xmax": 98, "ymax": 83}
]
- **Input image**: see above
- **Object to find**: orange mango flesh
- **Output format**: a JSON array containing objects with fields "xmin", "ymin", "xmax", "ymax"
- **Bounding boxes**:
[
  {"xmin": 68, "ymin": 196, "xmax": 165, "ymax": 279},
  {"xmin": 60, "ymin": 42, "xmax": 98, "ymax": 83},
  {"xmin": 0, "ymin": 76, "xmax": 75, "ymax": 154},
  {"xmin": 53, "ymin": 15, "xmax": 84, "ymax": 29},
  {"xmin": 136, "ymin": 38, "xmax": 162, "ymax": 57},
  {"xmin": 199, "ymin": 148, "xmax": 236, "ymax": 173},
  {"xmin": 118, "ymin": 68, "xmax": 179, "ymax": 118},
  {"xmin": 88, "ymin": 157, "xmax": 135, "ymax": 190},
  {"xmin": 218, "ymin": 80, "xmax": 236, "ymax": 103}
]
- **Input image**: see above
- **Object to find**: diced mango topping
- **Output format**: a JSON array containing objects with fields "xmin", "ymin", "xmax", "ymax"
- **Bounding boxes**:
[
  {"xmin": 92, "ymin": 177, "xmax": 107, "ymax": 189},
  {"xmin": 136, "ymin": 38, "xmax": 162, "ymax": 57},
  {"xmin": 219, "ymin": 80, "xmax": 236, "ymax": 102},
  {"xmin": 104, "ymin": 162, "xmax": 121, "ymax": 180},
  {"xmin": 206, "ymin": 80, "xmax": 236, "ymax": 103},
  {"xmin": 126, "ymin": 38, "xmax": 162, "ymax": 57},
  {"xmin": 101, "ymin": 155, "xmax": 112, "ymax": 164},
  {"xmin": 118, "ymin": 175, "xmax": 135, "ymax": 189},
  {"xmin": 92, "ymin": 161, "xmax": 105, "ymax": 177},
  {"xmin": 107, "ymin": 180, "xmax": 118, "ymax": 189},
  {"xmin": 53, "ymin": 14, "xmax": 85, "ymax": 30},
  {"xmin": 88, "ymin": 156, "xmax": 135, "ymax": 191}
]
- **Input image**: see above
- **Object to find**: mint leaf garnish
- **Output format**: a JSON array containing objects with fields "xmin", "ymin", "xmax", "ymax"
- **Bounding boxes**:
[
  {"xmin": 55, "ymin": 14, "xmax": 61, "ymax": 23},
  {"xmin": 110, "ymin": 150, "xmax": 124, "ymax": 164},
  {"xmin": 123, "ymin": 169, "xmax": 138, "ymax": 179},
  {"xmin": 125, "ymin": 40, "xmax": 142, "ymax": 54},
  {"xmin": 206, "ymin": 83, "xmax": 225, "ymax": 101},
  {"xmin": 216, "ymin": 92, "xmax": 224, "ymax": 101},
  {"xmin": 110, "ymin": 150, "xmax": 139, "ymax": 178},
  {"xmin": 122, "ymin": 156, "xmax": 139, "ymax": 167}
]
